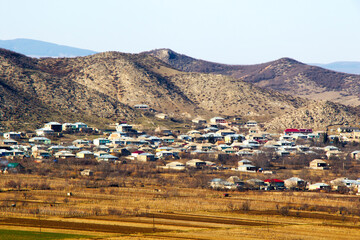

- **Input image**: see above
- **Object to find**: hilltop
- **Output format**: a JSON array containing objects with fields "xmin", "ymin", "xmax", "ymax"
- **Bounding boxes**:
[
  {"xmin": 145, "ymin": 49, "xmax": 360, "ymax": 106},
  {"xmin": 0, "ymin": 48, "xmax": 359, "ymax": 131}
]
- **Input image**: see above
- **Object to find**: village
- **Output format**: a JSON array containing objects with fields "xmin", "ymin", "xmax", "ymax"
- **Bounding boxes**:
[{"xmin": 1, "ymin": 112, "xmax": 360, "ymax": 194}]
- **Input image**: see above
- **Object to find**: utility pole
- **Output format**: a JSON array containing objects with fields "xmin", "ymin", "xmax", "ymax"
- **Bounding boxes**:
[
  {"xmin": 36, "ymin": 208, "xmax": 41, "ymax": 233},
  {"xmin": 153, "ymin": 213, "xmax": 155, "ymax": 232}
]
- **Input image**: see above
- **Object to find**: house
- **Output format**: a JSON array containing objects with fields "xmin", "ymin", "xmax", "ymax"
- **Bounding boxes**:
[
  {"xmin": 156, "ymin": 151, "xmax": 175, "ymax": 158},
  {"xmin": 250, "ymin": 134, "xmax": 268, "ymax": 144},
  {"xmin": 3, "ymin": 132, "xmax": 21, "ymax": 140},
  {"xmin": 217, "ymin": 144, "xmax": 231, "ymax": 150},
  {"xmin": 323, "ymin": 146, "xmax": 339, "ymax": 152},
  {"xmin": 48, "ymin": 145, "xmax": 66, "ymax": 152},
  {"xmin": 236, "ymin": 164, "xmax": 257, "ymax": 172},
  {"xmin": 44, "ymin": 122, "xmax": 62, "ymax": 132},
  {"xmin": 277, "ymin": 140, "xmax": 295, "ymax": 147},
  {"xmin": 192, "ymin": 117, "xmax": 207, "ymax": 124},
  {"xmin": 326, "ymin": 150, "xmax": 342, "ymax": 159},
  {"xmin": 284, "ymin": 177, "xmax": 306, "ymax": 190},
  {"xmin": 227, "ymin": 176, "xmax": 245, "ymax": 188},
  {"xmin": 308, "ymin": 183, "xmax": 331, "ymax": 191},
  {"xmin": 137, "ymin": 153, "xmax": 156, "ymax": 162},
  {"xmin": 209, "ymin": 178, "xmax": 236, "ymax": 190},
  {"xmin": 216, "ymin": 129, "xmax": 235, "ymax": 137},
  {"xmin": 54, "ymin": 151, "xmax": 75, "ymax": 159},
  {"xmin": 161, "ymin": 136, "xmax": 175, "ymax": 143},
  {"xmin": 73, "ymin": 122, "xmax": 88, "ymax": 130},
  {"xmin": 93, "ymin": 138, "xmax": 111, "ymax": 146},
  {"xmin": 178, "ymin": 135, "xmax": 192, "ymax": 141},
  {"xmin": 116, "ymin": 124, "xmax": 134, "ymax": 133},
  {"xmin": 5, "ymin": 162, "xmax": 25, "ymax": 173},
  {"xmin": 29, "ymin": 137, "xmax": 51, "ymax": 145},
  {"xmin": 131, "ymin": 150, "xmax": 145, "ymax": 158},
  {"xmin": 0, "ymin": 139, "xmax": 18, "ymax": 146},
  {"xmin": 309, "ymin": 159, "xmax": 328, "ymax": 170},
  {"xmin": 186, "ymin": 159, "xmax": 206, "ymax": 169},
  {"xmin": 32, "ymin": 150, "xmax": 51, "ymax": 159},
  {"xmin": 243, "ymin": 139, "xmax": 261, "ymax": 147},
  {"xmin": 155, "ymin": 113, "xmax": 169, "ymax": 120},
  {"xmin": 351, "ymin": 150, "xmax": 360, "ymax": 160},
  {"xmin": 246, "ymin": 179, "xmax": 265, "ymax": 190},
  {"xmin": 0, "ymin": 149, "xmax": 12, "ymax": 158},
  {"xmin": 238, "ymin": 159, "xmax": 253, "ymax": 166},
  {"xmin": 134, "ymin": 104, "xmax": 149, "ymax": 110},
  {"xmin": 264, "ymin": 179, "xmax": 285, "ymax": 190},
  {"xmin": 246, "ymin": 120, "xmax": 257, "ymax": 128},
  {"xmin": 353, "ymin": 130, "xmax": 360, "ymax": 141},
  {"xmin": 72, "ymin": 139, "xmax": 90, "ymax": 147},
  {"xmin": 210, "ymin": 117, "xmax": 226, "ymax": 124},
  {"xmin": 156, "ymin": 146, "xmax": 173, "ymax": 152},
  {"xmin": 156, "ymin": 129, "xmax": 173, "ymax": 136},
  {"xmin": 67, "ymin": 145, "xmax": 80, "ymax": 152},
  {"xmin": 76, "ymin": 151, "xmax": 95, "ymax": 159},
  {"xmin": 205, "ymin": 161, "xmax": 216, "ymax": 168},
  {"xmin": 292, "ymin": 133, "xmax": 308, "ymax": 140},
  {"xmin": 236, "ymin": 150, "xmax": 254, "ymax": 157},
  {"xmin": 9, "ymin": 149, "xmax": 25, "ymax": 157},
  {"xmin": 196, "ymin": 143, "xmax": 215, "ymax": 152},
  {"xmin": 80, "ymin": 169, "xmax": 94, "ymax": 176},
  {"xmin": 284, "ymin": 128, "xmax": 313, "ymax": 135},
  {"xmin": 337, "ymin": 127, "xmax": 360, "ymax": 133},
  {"xmin": 97, "ymin": 154, "xmax": 119, "ymax": 162},
  {"xmin": 225, "ymin": 134, "xmax": 245, "ymax": 143},
  {"xmin": 36, "ymin": 128, "xmax": 54, "ymax": 137},
  {"xmin": 330, "ymin": 177, "xmax": 360, "ymax": 190},
  {"xmin": 276, "ymin": 149, "xmax": 290, "ymax": 157},
  {"xmin": 62, "ymin": 123, "xmax": 76, "ymax": 131},
  {"xmin": 297, "ymin": 145, "xmax": 310, "ymax": 152},
  {"xmin": 164, "ymin": 161, "xmax": 185, "ymax": 170},
  {"xmin": 144, "ymin": 136, "xmax": 162, "ymax": 145}
]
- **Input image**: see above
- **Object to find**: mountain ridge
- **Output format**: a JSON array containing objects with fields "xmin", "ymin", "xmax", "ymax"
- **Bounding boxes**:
[
  {"xmin": 144, "ymin": 49, "xmax": 360, "ymax": 106},
  {"xmin": 0, "ymin": 48, "xmax": 358, "ymax": 131}
]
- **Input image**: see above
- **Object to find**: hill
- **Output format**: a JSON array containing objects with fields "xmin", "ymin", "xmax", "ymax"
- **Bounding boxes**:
[
  {"xmin": 0, "ymin": 38, "xmax": 97, "ymax": 57},
  {"xmin": 0, "ymin": 48, "xmax": 358, "ymax": 131},
  {"xmin": 144, "ymin": 49, "xmax": 360, "ymax": 106}
]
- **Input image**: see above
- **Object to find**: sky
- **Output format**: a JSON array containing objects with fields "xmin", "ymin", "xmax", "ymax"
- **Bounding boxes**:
[{"xmin": 1, "ymin": 0, "xmax": 360, "ymax": 64}]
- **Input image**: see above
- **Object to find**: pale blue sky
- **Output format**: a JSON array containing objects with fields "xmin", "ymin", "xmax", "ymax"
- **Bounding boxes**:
[{"xmin": 1, "ymin": 0, "xmax": 360, "ymax": 64}]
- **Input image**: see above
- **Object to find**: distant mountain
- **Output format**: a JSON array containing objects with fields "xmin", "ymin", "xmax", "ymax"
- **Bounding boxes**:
[
  {"xmin": 144, "ymin": 49, "xmax": 360, "ymax": 106},
  {"xmin": 0, "ymin": 38, "xmax": 97, "ymax": 57},
  {"xmin": 0, "ymin": 48, "xmax": 358, "ymax": 131},
  {"xmin": 311, "ymin": 62, "xmax": 360, "ymax": 75}
]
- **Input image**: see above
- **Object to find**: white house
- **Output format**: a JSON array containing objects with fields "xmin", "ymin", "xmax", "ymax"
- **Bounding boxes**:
[
  {"xmin": 3, "ymin": 132, "xmax": 21, "ymax": 140},
  {"xmin": 246, "ymin": 120, "xmax": 258, "ymax": 128},
  {"xmin": 163, "ymin": 161, "xmax": 185, "ymax": 170},
  {"xmin": 44, "ymin": 122, "xmax": 62, "ymax": 132},
  {"xmin": 210, "ymin": 117, "xmax": 226, "ymax": 124},
  {"xmin": 93, "ymin": 138, "xmax": 111, "ymax": 146},
  {"xmin": 36, "ymin": 128, "xmax": 54, "ymax": 137},
  {"xmin": 236, "ymin": 164, "xmax": 257, "ymax": 172},
  {"xmin": 308, "ymin": 183, "xmax": 331, "ymax": 191}
]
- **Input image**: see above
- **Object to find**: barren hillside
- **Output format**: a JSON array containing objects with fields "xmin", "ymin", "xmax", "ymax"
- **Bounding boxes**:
[
  {"xmin": 145, "ymin": 49, "xmax": 360, "ymax": 106},
  {"xmin": 0, "ymin": 48, "xmax": 359, "ymax": 130}
]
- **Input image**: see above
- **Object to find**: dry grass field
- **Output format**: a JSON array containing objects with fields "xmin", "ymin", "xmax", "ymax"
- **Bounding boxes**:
[{"xmin": 1, "ymin": 172, "xmax": 360, "ymax": 240}]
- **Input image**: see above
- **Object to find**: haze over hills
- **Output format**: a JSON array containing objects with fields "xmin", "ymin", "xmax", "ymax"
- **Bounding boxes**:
[
  {"xmin": 0, "ymin": 48, "xmax": 359, "ymax": 131},
  {"xmin": 0, "ymin": 38, "xmax": 97, "ymax": 58},
  {"xmin": 312, "ymin": 61, "xmax": 360, "ymax": 75},
  {"xmin": 145, "ymin": 49, "xmax": 360, "ymax": 106}
]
